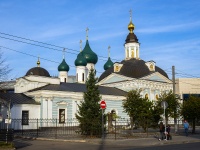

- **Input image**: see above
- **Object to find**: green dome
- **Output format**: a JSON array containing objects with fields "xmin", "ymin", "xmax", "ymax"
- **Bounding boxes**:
[
  {"xmin": 82, "ymin": 40, "xmax": 98, "ymax": 64},
  {"xmin": 104, "ymin": 57, "xmax": 114, "ymax": 70},
  {"xmin": 58, "ymin": 59, "xmax": 69, "ymax": 71},
  {"xmin": 75, "ymin": 51, "xmax": 87, "ymax": 66}
]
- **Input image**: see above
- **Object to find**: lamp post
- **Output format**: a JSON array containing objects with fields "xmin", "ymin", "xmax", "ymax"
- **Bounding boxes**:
[{"xmin": 161, "ymin": 101, "xmax": 168, "ymax": 140}]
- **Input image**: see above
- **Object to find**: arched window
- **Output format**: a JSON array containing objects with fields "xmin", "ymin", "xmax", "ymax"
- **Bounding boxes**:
[
  {"xmin": 131, "ymin": 50, "xmax": 134, "ymax": 58},
  {"xmin": 156, "ymin": 94, "xmax": 159, "ymax": 100},
  {"xmin": 76, "ymin": 73, "xmax": 78, "ymax": 81},
  {"xmin": 82, "ymin": 73, "xmax": 84, "ymax": 82},
  {"xmin": 145, "ymin": 94, "xmax": 149, "ymax": 99},
  {"xmin": 64, "ymin": 78, "xmax": 66, "ymax": 83}
]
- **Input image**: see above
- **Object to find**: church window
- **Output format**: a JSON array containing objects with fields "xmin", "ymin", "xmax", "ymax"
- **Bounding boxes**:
[
  {"xmin": 64, "ymin": 78, "xmax": 66, "ymax": 83},
  {"xmin": 136, "ymin": 48, "xmax": 138, "ymax": 58},
  {"xmin": 150, "ymin": 64, "xmax": 153, "ymax": 70},
  {"xmin": 82, "ymin": 73, "xmax": 84, "ymax": 82},
  {"xmin": 115, "ymin": 66, "xmax": 119, "ymax": 72},
  {"xmin": 22, "ymin": 110, "xmax": 29, "ymax": 125},
  {"xmin": 76, "ymin": 73, "xmax": 78, "ymax": 81},
  {"xmin": 145, "ymin": 94, "xmax": 149, "ymax": 99},
  {"xmin": 59, "ymin": 109, "xmax": 65, "ymax": 123},
  {"xmin": 131, "ymin": 50, "xmax": 134, "ymax": 58},
  {"xmin": 156, "ymin": 94, "xmax": 159, "ymax": 100}
]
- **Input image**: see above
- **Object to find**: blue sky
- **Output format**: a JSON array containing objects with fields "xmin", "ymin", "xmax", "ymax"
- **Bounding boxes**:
[{"xmin": 0, "ymin": 0, "xmax": 200, "ymax": 80}]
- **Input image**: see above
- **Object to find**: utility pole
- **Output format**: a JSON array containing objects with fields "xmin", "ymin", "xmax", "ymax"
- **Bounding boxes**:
[{"xmin": 172, "ymin": 66, "xmax": 177, "ymax": 133}]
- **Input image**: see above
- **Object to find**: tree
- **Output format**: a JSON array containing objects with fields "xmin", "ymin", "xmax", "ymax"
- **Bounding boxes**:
[
  {"xmin": 75, "ymin": 68, "xmax": 102, "ymax": 136},
  {"xmin": 155, "ymin": 90, "xmax": 180, "ymax": 124},
  {"xmin": 138, "ymin": 98, "xmax": 154, "ymax": 132},
  {"xmin": 122, "ymin": 89, "xmax": 158, "ymax": 132},
  {"xmin": 181, "ymin": 96, "xmax": 200, "ymax": 133},
  {"xmin": 0, "ymin": 51, "xmax": 11, "ymax": 82}
]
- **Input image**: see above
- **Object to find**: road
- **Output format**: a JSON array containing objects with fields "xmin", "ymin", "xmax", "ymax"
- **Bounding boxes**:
[{"xmin": 14, "ymin": 139, "xmax": 200, "ymax": 150}]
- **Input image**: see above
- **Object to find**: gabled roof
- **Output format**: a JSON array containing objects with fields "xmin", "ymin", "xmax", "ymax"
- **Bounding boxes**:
[
  {"xmin": 28, "ymin": 82, "xmax": 127, "ymax": 96},
  {"xmin": 0, "ymin": 93, "xmax": 39, "ymax": 105}
]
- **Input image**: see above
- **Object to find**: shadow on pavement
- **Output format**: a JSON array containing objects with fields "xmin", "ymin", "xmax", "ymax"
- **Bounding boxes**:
[{"xmin": 13, "ymin": 138, "xmax": 33, "ymax": 149}]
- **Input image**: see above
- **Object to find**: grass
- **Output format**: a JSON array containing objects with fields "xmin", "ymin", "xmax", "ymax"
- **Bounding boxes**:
[{"xmin": 0, "ymin": 141, "xmax": 15, "ymax": 149}]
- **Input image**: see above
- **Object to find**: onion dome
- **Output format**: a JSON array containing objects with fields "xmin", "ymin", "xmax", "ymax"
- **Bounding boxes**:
[
  {"xmin": 125, "ymin": 10, "xmax": 138, "ymax": 44},
  {"xmin": 58, "ymin": 59, "xmax": 69, "ymax": 71},
  {"xmin": 104, "ymin": 57, "xmax": 114, "ymax": 70},
  {"xmin": 81, "ymin": 40, "xmax": 98, "ymax": 64},
  {"xmin": 75, "ymin": 51, "xmax": 87, "ymax": 66},
  {"xmin": 99, "ymin": 58, "xmax": 168, "ymax": 82},
  {"xmin": 128, "ymin": 21, "xmax": 135, "ymax": 33}
]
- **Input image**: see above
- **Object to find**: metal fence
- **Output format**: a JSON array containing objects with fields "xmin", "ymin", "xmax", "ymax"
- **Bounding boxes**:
[{"xmin": 0, "ymin": 118, "xmax": 200, "ymax": 140}]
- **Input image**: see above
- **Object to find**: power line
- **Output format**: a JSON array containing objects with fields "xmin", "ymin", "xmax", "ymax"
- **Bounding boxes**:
[
  {"xmin": 0, "ymin": 45, "xmax": 105, "ymax": 74},
  {"xmin": 0, "ymin": 32, "xmax": 118, "ymax": 61}
]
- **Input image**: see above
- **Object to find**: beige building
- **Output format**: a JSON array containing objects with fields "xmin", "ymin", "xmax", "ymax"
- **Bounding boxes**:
[{"xmin": 175, "ymin": 78, "xmax": 200, "ymax": 100}]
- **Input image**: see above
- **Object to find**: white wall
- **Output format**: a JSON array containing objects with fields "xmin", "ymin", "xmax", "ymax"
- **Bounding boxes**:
[{"xmin": 11, "ymin": 104, "xmax": 40, "ymax": 130}]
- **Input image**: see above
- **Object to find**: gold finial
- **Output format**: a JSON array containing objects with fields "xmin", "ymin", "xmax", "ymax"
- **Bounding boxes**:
[
  {"xmin": 108, "ymin": 46, "xmax": 111, "ymax": 57},
  {"xmin": 80, "ymin": 40, "xmax": 82, "ymax": 52},
  {"xmin": 128, "ymin": 9, "xmax": 135, "ymax": 33},
  {"xmin": 63, "ymin": 48, "xmax": 66, "ymax": 59},
  {"xmin": 37, "ymin": 56, "xmax": 40, "ymax": 67},
  {"xmin": 86, "ymin": 27, "xmax": 89, "ymax": 40}
]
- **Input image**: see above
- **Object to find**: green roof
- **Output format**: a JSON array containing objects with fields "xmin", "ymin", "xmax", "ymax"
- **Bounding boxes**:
[
  {"xmin": 104, "ymin": 57, "xmax": 114, "ymax": 70},
  {"xmin": 58, "ymin": 59, "xmax": 69, "ymax": 71},
  {"xmin": 75, "ymin": 51, "xmax": 87, "ymax": 66},
  {"xmin": 82, "ymin": 40, "xmax": 98, "ymax": 64}
]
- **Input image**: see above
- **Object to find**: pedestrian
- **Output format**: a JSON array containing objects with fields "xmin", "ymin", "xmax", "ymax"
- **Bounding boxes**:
[
  {"xmin": 166, "ymin": 125, "xmax": 172, "ymax": 140},
  {"xmin": 183, "ymin": 120, "xmax": 189, "ymax": 136},
  {"xmin": 158, "ymin": 121, "xmax": 165, "ymax": 141}
]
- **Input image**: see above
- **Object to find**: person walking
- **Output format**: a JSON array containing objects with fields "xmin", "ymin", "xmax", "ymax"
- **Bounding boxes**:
[
  {"xmin": 183, "ymin": 120, "xmax": 189, "ymax": 136},
  {"xmin": 158, "ymin": 121, "xmax": 165, "ymax": 141},
  {"xmin": 166, "ymin": 125, "xmax": 172, "ymax": 140}
]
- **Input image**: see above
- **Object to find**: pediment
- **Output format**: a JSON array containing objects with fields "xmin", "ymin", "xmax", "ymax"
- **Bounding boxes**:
[
  {"xmin": 98, "ymin": 73, "xmax": 131, "ymax": 85},
  {"xmin": 141, "ymin": 72, "xmax": 172, "ymax": 83},
  {"xmin": 15, "ymin": 78, "xmax": 30, "ymax": 87}
]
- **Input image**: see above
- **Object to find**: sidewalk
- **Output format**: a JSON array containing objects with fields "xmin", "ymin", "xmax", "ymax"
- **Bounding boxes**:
[
  {"xmin": 85, "ymin": 134, "xmax": 200, "ymax": 147},
  {"xmin": 14, "ymin": 133, "xmax": 200, "ymax": 148}
]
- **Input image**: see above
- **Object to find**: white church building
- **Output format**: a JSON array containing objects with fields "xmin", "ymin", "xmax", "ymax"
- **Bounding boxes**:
[{"xmin": 0, "ymin": 13, "xmax": 172, "ymax": 129}]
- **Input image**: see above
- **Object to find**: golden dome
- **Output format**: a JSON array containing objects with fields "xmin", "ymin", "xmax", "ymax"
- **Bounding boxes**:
[{"xmin": 128, "ymin": 21, "xmax": 135, "ymax": 33}]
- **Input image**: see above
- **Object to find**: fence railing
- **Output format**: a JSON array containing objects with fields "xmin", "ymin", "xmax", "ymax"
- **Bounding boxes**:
[{"xmin": 0, "ymin": 118, "xmax": 200, "ymax": 140}]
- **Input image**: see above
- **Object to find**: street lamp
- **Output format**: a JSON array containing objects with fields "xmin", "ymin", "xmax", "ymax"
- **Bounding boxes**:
[{"xmin": 161, "ymin": 101, "xmax": 168, "ymax": 140}]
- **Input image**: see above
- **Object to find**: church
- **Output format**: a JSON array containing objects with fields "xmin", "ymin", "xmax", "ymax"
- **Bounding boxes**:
[{"xmin": 0, "ymin": 13, "xmax": 172, "ymax": 129}]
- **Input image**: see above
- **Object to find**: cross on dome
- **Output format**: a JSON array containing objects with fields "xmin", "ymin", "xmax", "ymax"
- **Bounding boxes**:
[
  {"xmin": 86, "ymin": 27, "xmax": 89, "ymax": 40},
  {"xmin": 108, "ymin": 46, "xmax": 111, "ymax": 57},
  {"xmin": 63, "ymin": 48, "xmax": 66, "ymax": 59},
  {"xmin": 80, "ymin": 40, "xmax": 82, "ymax": 52}
]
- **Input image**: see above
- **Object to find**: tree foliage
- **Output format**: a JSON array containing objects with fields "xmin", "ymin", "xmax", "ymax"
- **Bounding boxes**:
[
  {"xmin": 155, "ymin": 90, "xmax": 180, "ymax": 123},
  {"xmin": 75, "ymin": 68, "xmax": 102, "ymax": 136},
  {"xmin": 122, "ymin": 89, "xmax": 160, "ymax": 132},
  {"xmin": 181, "ymin": 96, "xmax": 200, "ymax": 133}
]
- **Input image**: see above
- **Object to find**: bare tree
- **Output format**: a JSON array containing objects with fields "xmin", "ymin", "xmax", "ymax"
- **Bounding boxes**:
[{"xmin": 0, "ymin": 50, "xmax": 11, "ymax": 81}]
